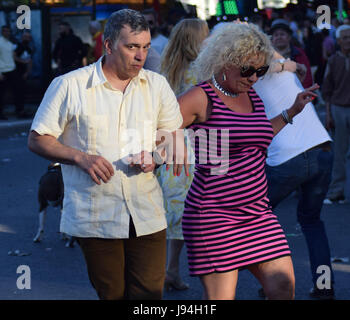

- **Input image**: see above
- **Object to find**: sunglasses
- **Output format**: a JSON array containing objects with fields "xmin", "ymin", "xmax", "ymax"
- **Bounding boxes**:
[{"xmin": 240, "ymin": 65, "xmax": 269, "ymax": 78}]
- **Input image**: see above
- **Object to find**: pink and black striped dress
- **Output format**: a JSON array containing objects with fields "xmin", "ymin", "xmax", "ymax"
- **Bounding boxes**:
[{"xmin": 183, "ymin": 82, "xmax": 291, "ymax": 276}]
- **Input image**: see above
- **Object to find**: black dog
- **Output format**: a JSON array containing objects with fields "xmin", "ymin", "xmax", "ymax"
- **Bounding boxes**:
[{"xmin": 33, "ymin": 163, "xmax": 75, "ymax": 247}]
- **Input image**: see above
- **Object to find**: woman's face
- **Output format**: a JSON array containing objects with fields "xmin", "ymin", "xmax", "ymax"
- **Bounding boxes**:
[{"xmin": 223, "ymin": 54, "xmax": 267, "ymax": 94}]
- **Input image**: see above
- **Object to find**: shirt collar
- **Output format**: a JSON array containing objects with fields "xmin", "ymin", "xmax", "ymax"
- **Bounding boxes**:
[{"xmin": 88, "ymin": 56, "xmax": 147, "ymax": 89}]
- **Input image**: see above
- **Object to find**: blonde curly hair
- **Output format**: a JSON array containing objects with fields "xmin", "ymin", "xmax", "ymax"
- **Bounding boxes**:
[{"xmin": 193, "ymin": 22, "xmax": 274, "ymax": 82}]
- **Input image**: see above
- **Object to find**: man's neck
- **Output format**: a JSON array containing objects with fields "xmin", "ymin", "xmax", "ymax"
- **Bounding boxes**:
[
  {"xmin": 102, "ymin": 58, "xmax": 132, "ymax": 92},
  {"xmin": 275, "ymin": 45, "xmax": 291, "ymax": 58}
]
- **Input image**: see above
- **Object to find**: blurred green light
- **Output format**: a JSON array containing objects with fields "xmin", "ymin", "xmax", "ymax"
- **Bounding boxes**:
[
  {"xmin": 224, "ymin": 0, "xmax": 239, "ymax": 15},
  {"xmin": 216, "ymin": 0, "xmax": 239, "ymax": 16}
]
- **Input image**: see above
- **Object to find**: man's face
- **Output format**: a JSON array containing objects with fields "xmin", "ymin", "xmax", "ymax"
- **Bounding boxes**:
[
  {"xmin": 271, "ymin": 28, "xmax": 291, "ymax": 49},
  {"xmin": 338, "ymin": 29, "xmax": 350, "ymax": 53},
  {"xmin": 1, "ymin": 27, "xmax": 11, "ymax": 39},
  {"xmin": 22, "ymin": 32, "xmax": 31, "ymax": 43},
  {"xmin": 142, "ymin": 13, "xmax": 156, "ymax": 36},
  {"xmin": 106, "ymin": 25, "xmax": 151, "ymax": 79},
  {"xmin": 59, "ymin": 24, "xmax": 69, "ymax": 36}
]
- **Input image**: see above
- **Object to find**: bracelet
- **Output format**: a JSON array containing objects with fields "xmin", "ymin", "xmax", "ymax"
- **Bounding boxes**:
[
  {"xmin": 277, "ymin": 58, "xmax": 285, "ymax": 73},
  {"xmin": 281, "ymin": 109, "xmax": 293, "ymax": 124}
]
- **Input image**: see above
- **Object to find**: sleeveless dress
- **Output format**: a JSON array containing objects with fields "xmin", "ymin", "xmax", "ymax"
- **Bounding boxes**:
[{"xmin": 183, "ymin": 82, "xmax": 291, "ymax": 276}]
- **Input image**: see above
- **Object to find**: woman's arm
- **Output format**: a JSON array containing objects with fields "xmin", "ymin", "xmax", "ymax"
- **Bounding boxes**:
[
  {"xmin": 270, "ymin": 84, "xmax": 319, "ymax": 136},
  {"xmin": 169, "ymin": 86, "xmax": 209, "ymax": 176}
]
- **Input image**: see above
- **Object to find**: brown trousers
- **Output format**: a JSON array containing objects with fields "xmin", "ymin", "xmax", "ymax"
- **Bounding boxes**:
[{"xmin": 77, "ymin": 220, "xmax": 166, "ymax": 300}]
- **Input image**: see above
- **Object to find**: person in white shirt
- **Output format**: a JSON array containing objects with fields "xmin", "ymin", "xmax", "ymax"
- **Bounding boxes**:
[
  {"xmin": 142, "ymin": 8, "xmax": 168, "ymax": 55},
  {"xmin": 28, "ymin": 9, "xmax": 183, "ymax": 300},
  {"xmin": 0, "ymin": 25, "xmax": 28, "ymax": 120},
  {"xmin": 253, "ymin": 51, "xmax": 335, "ymax": 300}
]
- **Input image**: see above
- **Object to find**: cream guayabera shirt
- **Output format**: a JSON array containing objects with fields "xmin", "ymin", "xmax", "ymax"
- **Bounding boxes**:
[{"xmin": 31, "ymin": 57, "xmax": 183, "ymax": 238}]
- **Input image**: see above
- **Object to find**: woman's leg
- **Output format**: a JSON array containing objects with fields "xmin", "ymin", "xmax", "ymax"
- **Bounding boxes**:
[
  {"xmin": 248, "ymin": 256, "xmax": 295, "ymax": 300},
  {"xmin": 165, "ymin": 239, "xmax": 189, "ymax": 290},
  {"xmin": 200, "ymin": 270, "xmax": 238, "ymax": 300}
]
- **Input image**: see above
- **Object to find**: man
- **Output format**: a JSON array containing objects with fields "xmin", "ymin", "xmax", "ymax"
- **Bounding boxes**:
[
  {"xmin": 322, "ymin": 25, "xmax": 350, "ymax": 204},
  {"xmin": 52, "ymin": 22, "xmax": 85, "ymax": 75},
  {"xmin": 0, "ymin": 25, "xmax": 29, "ymax": 119},
  {"xmin": 253, "ymin": 51, "xmax": 335, "ymax": 300},
  {"xmin": 14, "ymin": 31, "xmax": 34, "ymax": 115},
  {"xmin": 270, "ymin": 19, "xmax": 313, "ymax": 88},
  {"xmin": 142, "ymin": 8, "xmax": 168, "ymax": 55},
  {"xmin": 28, "ymin": 9, "xmax": 182, "ymax": 300}
]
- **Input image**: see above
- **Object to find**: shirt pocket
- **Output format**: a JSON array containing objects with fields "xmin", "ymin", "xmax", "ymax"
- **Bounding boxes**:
[
  {"xmin": 78, "ymin": 114, "xmax": 109, "ymax": 152},
  {"xmin": 137, "ymin": 172, "xmax": 164, "ymax": 217},
  {"xmin": 135, "ymin": 112, "xmax": 156, "ymax": 152}
]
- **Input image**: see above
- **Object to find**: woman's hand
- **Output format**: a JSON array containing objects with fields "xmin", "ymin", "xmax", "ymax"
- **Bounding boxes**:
[
  {"xmin": 288, "ymin": 84, "xmax": 319, "ymax": 118},
  {"xmin": 166, "ymin": 129, "xmax": 190, "ymax": 177}
]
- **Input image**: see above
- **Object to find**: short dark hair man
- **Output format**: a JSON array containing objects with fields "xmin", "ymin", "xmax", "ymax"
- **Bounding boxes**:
[{"xmin": 28, "ymin": 9, "xmax": 183, "ymax": 300}]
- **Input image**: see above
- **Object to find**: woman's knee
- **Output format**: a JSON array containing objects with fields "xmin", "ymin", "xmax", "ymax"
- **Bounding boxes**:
[
  {"xmin": 200, "ymin": 271, "xmax": 238, "ymax": 300},
  {"xmin": 264, "ymin": 273, "xmax": 295, "ymax": 300}
]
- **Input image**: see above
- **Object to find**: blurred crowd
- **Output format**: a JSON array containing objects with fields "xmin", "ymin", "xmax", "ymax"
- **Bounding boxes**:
[{"xmin": 2, "ymin": 2, "xmax": 350, "ymax": 301}]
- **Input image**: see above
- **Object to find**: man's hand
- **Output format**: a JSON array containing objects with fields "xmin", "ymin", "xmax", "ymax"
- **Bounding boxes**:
[
  {"xmin": 28, "ymin": 131, "xmax": 115, "ymax": 185},
  {"xmin": 325, "ymin": 102, "xmax": 334, "ymax": 131},
  {"xmin": 296, "ymin": 63, "xmax": 307, "ymax": 81},
  {"xmin": 75, "ymin": 153, "xmax": 114, "ymax": 185},
  {"xmin": 283, "ymin": 59, "xmax": 297, "ymax": 73}
]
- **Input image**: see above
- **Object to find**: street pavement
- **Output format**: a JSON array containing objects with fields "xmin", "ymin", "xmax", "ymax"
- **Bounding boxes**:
[{"xmin": 0, "ymin": 104, "xmax": 350, "ymax": 301}]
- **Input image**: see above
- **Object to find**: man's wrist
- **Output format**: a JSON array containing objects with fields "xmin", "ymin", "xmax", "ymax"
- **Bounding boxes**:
[
  {"xmin": 278, "ymin": 58, "xmax": 285, "ymax": 73},
  {"xmin": 152, "ymin": 150, "xmax": 165, "ymax": 167}
]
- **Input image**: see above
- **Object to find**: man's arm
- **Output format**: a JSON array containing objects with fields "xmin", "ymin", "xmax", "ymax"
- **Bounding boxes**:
[
  {"xmin": 28, "ymin": 131, "xmax": 114, "ymax": 185},
  {"xmin": 322, "ymin": 59, "xmax": 334, "ymax": 131}
]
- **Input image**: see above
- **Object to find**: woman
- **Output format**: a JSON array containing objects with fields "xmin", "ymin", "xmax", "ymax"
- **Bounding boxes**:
[
  {"xmin": 172, "ymin": 23, "xmax": 318, "ymax": 300},
  {"xmin": 156, "ymin": 18, "xmax": 209, "ymax": 291}
]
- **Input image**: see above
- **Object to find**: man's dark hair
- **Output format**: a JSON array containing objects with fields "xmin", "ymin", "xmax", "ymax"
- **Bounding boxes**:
[
  {"xmin": 104, "ymin": 9, "xmax": 149, "ymax": 46},
  {"xmin": 59, "ymin": 21, "xmax": 70, "ymax": 28},
  {"xmin": 141, "ymin": 8, "xmax": 157, "ymax": 21}
]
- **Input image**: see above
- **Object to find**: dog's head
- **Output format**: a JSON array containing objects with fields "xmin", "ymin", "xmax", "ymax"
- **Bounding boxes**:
[{"xmin": 38, "ymin": 163, "xmax": 64, "ymax": 210}]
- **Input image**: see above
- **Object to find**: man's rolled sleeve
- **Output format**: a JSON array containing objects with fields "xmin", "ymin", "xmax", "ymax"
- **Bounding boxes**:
[
  {"xmin": 31, "ymin": 77, "xmax": 69, "ymax": 138},
  {"xmin": 157, "ymin": 78, "xmax": 183, "ymax": 132}
]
